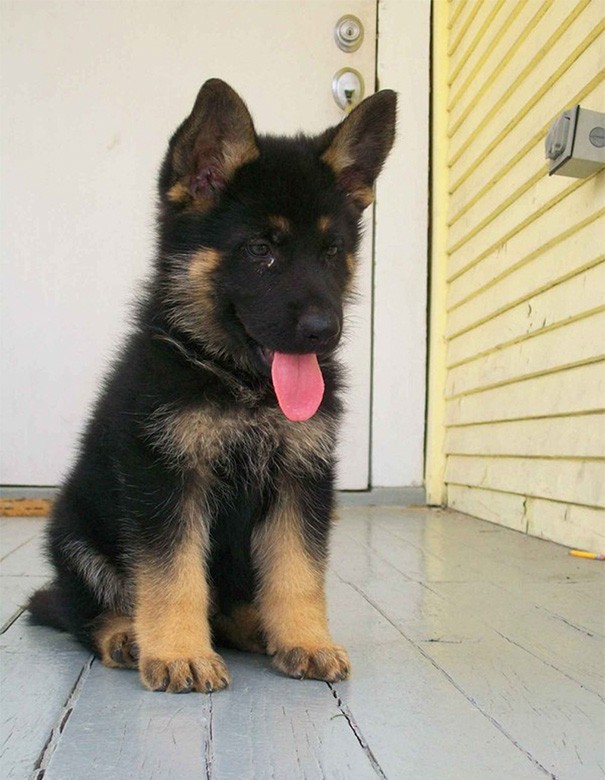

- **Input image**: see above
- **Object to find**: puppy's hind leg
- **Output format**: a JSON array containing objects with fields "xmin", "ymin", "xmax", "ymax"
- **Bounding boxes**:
[
  {"xmin": 93, "ymin": 612, "xmax": 139, "ymax": 669},
  {"xmin": 211, "ymin": 603, "xmax": 267, "ymax": 654}
]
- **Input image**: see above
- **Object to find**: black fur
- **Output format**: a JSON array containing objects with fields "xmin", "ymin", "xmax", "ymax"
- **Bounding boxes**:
[{"xmin": 29, "ymin": 79, "xmax": 396, "ymax": 689}]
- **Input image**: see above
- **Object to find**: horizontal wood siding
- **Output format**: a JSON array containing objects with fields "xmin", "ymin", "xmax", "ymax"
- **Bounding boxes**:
[{"xmin": 434, "ymin": 0, "xmax": 605, "ymax": 552}]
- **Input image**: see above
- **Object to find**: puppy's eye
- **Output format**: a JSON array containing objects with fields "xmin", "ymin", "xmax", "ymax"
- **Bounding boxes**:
[
  {"xmin": 247, "ymin": 241, "xmax": 271, "ymax": 258},
  {"xmin": 325, "ymin": 244, "xmax": 340, "ymax": 258}
]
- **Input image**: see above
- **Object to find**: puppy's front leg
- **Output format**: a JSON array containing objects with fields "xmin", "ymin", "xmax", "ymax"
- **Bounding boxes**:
[
  {"xmin": 135, "ymin": 522, "xmax": 229, "ymax": 693},
  {"xmin": 252, "ymin": 487, "xmax": 350, "ymax": 682}
]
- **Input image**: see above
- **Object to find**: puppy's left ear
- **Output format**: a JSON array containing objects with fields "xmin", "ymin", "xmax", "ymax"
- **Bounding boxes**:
[{"xmin": 321, "ymin": 90, "xmax": 397, "ymax": 210}]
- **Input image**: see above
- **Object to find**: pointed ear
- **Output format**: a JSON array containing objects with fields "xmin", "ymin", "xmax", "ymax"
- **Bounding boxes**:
[
  {"xmin": 321, "ymin": 90, "xmax": 397, "ymax": 210},
  {"xmin": 162, "ymin": 79, "xmax": 259, "ymax": 208}
]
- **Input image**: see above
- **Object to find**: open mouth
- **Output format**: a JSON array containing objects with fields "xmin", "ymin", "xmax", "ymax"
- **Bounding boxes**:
[{"xmin": 255, "ymin": 345, "xmax": 325, "ymax": 422}]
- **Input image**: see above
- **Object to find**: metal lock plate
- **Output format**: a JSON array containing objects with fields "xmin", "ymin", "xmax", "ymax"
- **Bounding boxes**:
[
  {"xmin": 334, "ymin": 15, "xmax": 364, "ymax": 52},
  {"xmin": 332, "ymin": 68, "xmax": 364, "ymax": 112}
]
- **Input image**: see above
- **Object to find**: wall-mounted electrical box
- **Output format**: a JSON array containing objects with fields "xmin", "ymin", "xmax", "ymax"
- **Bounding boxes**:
[{"xmin": 545, "ymin": 106, "xmax": 605, "ymax": 177}]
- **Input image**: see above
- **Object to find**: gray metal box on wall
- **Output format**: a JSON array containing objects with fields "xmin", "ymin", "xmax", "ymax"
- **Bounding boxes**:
[{"xmin": 545, "ymin": 106, "xmax": 605, "ymax": 177}]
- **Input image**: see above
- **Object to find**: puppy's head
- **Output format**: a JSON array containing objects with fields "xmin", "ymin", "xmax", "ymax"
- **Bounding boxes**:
[{"xmin": 157, "ymin": 79, "xmax": 396, "ymax": 420}]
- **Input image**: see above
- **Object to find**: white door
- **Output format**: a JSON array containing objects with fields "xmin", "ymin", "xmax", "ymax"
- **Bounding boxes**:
[{"xmin": 0, "ymin": 1, "xmax": 377, "ymax": 489}]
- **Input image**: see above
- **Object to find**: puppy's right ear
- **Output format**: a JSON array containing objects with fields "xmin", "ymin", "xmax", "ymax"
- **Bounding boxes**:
[
  {"xmin": 161, "ymin": 79, "xmax": 259, "ymax": 208},
  {"xmin": 320, "ymin": 89, "xmax": 397, "ymax": 210}
]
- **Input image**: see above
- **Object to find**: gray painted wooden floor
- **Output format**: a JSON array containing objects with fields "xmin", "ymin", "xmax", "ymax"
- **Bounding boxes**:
[{"xmin": 1, "ymin": 507, "xmax": 603, "ymax": 780}]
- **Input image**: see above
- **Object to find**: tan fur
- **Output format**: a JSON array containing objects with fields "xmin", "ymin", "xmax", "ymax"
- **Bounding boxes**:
[
  {"xmin": 350, "ymin": 185, "xmax": 374, "ymax": 208},
  {"xmin": 321, "ymin": 141, "xmax": 354, "ymax": 175},
  {"xmin": 221, "ymin": 139, "xmax": 259, "ymax": 180},
  {"xmin": 146, "ymin": 404, "xmax": 336, "ymax": 480},
  {"xmin": 317, "ymin": 215, "xmax": 332, "ymax": 233},
  {"xmin": 163, "ymin": 248, "xmax": 234, "ymax": 360},
  {"xmin": 268, "ymin": 215, "xmax": 291, "ymax": 235},
  {"xmin": 135, "ymin": 524, "xmax": 211, "ymax": 661},
  {"xmin": 252, "ymin": 486, "xmax": 331, "ymax": 651},
  {"xmin": 166, "ymin": 181, "xmax": 191, "ymax": 203},
  {"xmin": 94, "ymin": 613, "xmax": 137, "ymax": 668},
  {"xmin": 251, "ymin": 487, "xmax": 350, "ymax": 681},
  {"xmin": 345, "ymin": 252, "xmax": 356, "ymax": 276},
  {"xmin": 134, "ymin": 509, "xmax": 229, "ymax": 692},
  {"xmin": 212, "ymin": 603, "xmax": 266, "ymax": 653},
  {"xmin": 321, "ymin": 110, "xmax": 376, "ymax": 210}
]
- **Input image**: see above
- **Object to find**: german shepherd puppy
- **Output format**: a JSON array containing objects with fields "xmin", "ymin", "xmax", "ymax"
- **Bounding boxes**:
[{"xmin": 29, "ymin": 79, "xmax": 396, "ymax": 693}]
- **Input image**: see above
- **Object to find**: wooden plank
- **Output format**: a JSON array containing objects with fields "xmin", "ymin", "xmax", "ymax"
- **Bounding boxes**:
[
  {"xmin": 445, "ymin": 361, "xmax": 605, "ymax": 426},
  {"xmin": 445, "ymin": 413, "xmax": 605, "ymax": 458},
  {"xmin": 0, "ymin": 516, "xmax": 44, "ymax": 559},
  {"xmin": 449, "ymin": 60, "xmax": 603, "ymax": 279},
  {"xmin": 339, "ymin": 506, "xmax": 562, "ymax": 587},
  {"xmin": 449, "ymin": 2, "xmax": 600, "ymax": 168},
  {"xmin": 211, "ymin": 652, "xmax": 380, "ymax": 780},
  {"xmin": 448, "ymin": 124, "xmax": 602, "ymax": 276},
  {"xmin": 340, "ymin": 507, "xmax": 537, "ymax": 586},
  {"xmin": 447, "ymin": 483, "xmax": 529, "ymax": 532},
  {"xmin": 0, "ymin": 575, "xmax": 49, "ymax": 630},
  {"xmin": 448, "ymin": 171, "xmax": 603, "ymax": 298},
  {"xmin": 2, "ymin": 507, "xmax": 603, "ymax": 779},
  {"xmin": 448, "ymin": 0, "xmax": 469, "ymax": 33},
  {"xmin": 426, "ymin": 636, "xmax": 604, "ymax": 779},
  {"xmin": 449, "ymin": 71, "xmax": 603, "ymax": 221},
  {"xmin": 448, "ymin": 0, "xmax": 561, "ymax": 131},
  {"xmin": 1, "ymin": 532, "xmax": 51, "ymax": 578},
  {"xmin": 447, "ymin": 0, "xmax": 507, "ymax": 84},
  {"xmin": 447, "ymin": 484, "xmax": 605, "ymax": 554},
  {"xmin": 514, "ymin": 579, "xmax": 605, "ymax": 638},
  {"xmin": 0, "ymin": 499, "xmax": 53, "ymax": 517},
  {"xmin": 427, "ymin": 579, "xmax": 604, "ymax": 695},
  {"xmin": 446, "ymin": 217, "xmax": 603, "ymax": 337},
  {"xmin": 0, "ymin": 617, "xmax": 92, "ymax": 780},
  {"xmin": 448, "ymin": 0, "xmax": 539, "ymax": 108},
  {"xmin": 445, "ymin": 310, "xmax": 605, "ymax": 398},
  {"xmin": 44, "ymin": 617, "xmax": 380, "ymax": 779},
  {"xmin": 0, "ymin": 518, "xmax": 52, "ymax": 629},
  {"xmin": 445, "ymin": 455, "xmax": 605, "ymax": 508},
  {"xmin": 525, "ymin": 496, "xmax": 605, "ymax": 554},
  {"xmin": 447, "ymin": 263, "xmax": 605, "ymax": 367},
  {"xmin": 42, "ymin": 660, "xmax": 213, "ymax": 780},
  {"xmin": 338, "ymin": 551, "xmax": 604, "ymax": 779},
  {"xmin": 325, "ymin": 573, "xmax": 545, "ymax": 779},
  {"xmin": 447, "ymin": 0, "xmax": 483, "ymax": 59},
  {"xmin": 362, "ymin": 506, "xmax": 605, "ymax": 586},
  {"xmin": 343, "ymin": 516, "xmax": 605, "ymax": 697},
  {"xmin": 448, "ymin": 115, "xmax": 546, "ymax": 243}
]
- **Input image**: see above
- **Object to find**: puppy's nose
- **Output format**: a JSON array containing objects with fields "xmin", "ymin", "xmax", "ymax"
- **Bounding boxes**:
[{"xmin": 297, "ymin": 308, "xmax": 341, "ymax": 348}]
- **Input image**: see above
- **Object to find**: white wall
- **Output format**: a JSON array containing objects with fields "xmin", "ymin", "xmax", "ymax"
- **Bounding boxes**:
[{"xmin": 0, "ymin": 0, "xmax": 430, "ymax": 491}]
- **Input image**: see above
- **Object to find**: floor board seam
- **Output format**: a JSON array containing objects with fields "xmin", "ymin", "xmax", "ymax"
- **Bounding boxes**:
[
  {"xmin": 539, "ymin": 608, "xmax": 600, "ymax": 639},
  {"xmin": 0, "ymin": 607, "xmax": 25, "ymax": 635},
  {"xmin": 327, "ymin": 684, "xmax": 388, "ymax": 779},
  {"xmin": 338, "ymin": 575, "xmax": 560, "ymax": 779},
  {"xmin": 204, "ymin": 693, "xmax": 214, "ymax": 780},
  {"xmin": 0, "ymin": 533, "xmax": 40, "ymax": 562},
  {"xmin": 31, "ymin": 655, "xmax": 95, "ymax": 779},
  {"xmin": 493, "ymin": 629, "xmax": 605, "ymax": 703}
]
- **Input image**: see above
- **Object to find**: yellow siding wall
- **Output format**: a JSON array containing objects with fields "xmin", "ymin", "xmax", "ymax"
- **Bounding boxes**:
[{"xmin": 429, "ymin": 0, "xmax": 605, "ymax": 552}]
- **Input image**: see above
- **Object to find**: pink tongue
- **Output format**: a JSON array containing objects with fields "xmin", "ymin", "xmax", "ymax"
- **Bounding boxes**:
[{"xmin": 271, "ymin": 352, "xmax": 325, "ymax": 421}]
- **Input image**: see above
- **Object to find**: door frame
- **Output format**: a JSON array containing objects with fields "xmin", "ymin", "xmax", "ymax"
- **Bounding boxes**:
[{"xmin": 371, "ymin": 0, "xmax": 431, "ymax": 490}]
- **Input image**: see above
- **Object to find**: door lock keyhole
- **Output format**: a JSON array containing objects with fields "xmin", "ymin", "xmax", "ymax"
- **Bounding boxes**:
[{"xmin": 332, "ymin": 68, "xmax": 364, "ymax": 112}]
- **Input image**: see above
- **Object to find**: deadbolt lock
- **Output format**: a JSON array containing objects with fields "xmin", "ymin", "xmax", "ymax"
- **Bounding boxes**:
[{"xmin": 334, "ymin": 14, "xmax": 364, "ymax": 52}]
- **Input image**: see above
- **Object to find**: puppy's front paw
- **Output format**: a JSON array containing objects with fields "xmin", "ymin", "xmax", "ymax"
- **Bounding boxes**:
[
  {"xmin": 140, "ymin": 652, "xmax": 230, "ymax": 693},
  {"xmin": 273, "ymin": 644, "xmax": 350, "ymax": 682}
]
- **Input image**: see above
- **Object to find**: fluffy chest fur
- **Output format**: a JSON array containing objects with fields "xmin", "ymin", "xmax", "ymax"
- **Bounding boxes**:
[{"xmin": 146, "ymin": 402, "xmax": 338, "ymax": 484}]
